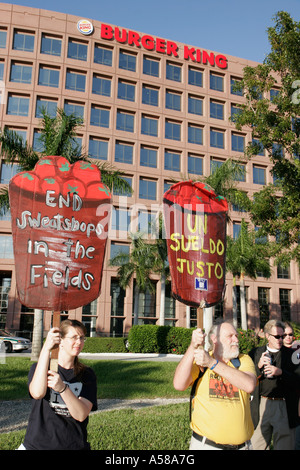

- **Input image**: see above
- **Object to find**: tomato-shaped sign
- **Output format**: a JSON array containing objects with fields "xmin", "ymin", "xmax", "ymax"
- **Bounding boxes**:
[
  {"xmin": 163, "ymin": 181, "xmax": 228, "ymax": 308},
  {"xmin": 9, "ymin": 156, "xmax": 111, "ymax": 311}
]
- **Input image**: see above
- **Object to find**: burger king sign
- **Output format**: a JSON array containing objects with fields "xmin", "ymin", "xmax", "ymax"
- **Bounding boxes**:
[{"xmin": 77, "ymin": 19, "xmax": 94, "ymax": 35}]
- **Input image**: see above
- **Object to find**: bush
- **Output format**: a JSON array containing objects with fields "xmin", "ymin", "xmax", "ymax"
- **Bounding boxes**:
[
  {"xmin": 237, "ymin": 328, "xmax": 266, "ymax": 354},
  {"xmin": 127, "ymin": 325, "xmax": 193, "ymax": 354},
  {"xmin": 82, "ymin": 337, "xmax": 127, "ymax": 353}
]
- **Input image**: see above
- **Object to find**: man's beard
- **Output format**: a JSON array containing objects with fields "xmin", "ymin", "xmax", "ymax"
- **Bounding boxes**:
[{"xmin": 216, "ymin": 343, "xmax": 239, "ymax": 361}]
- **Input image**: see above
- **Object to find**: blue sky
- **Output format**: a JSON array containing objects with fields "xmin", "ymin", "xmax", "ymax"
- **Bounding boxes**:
[{"xmin": 3, "ymin": 0, "xmax": 300, "ymax": 62}]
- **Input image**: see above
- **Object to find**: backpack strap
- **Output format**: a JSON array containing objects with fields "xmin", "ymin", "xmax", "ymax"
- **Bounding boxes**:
[{"xmin": 189, "ymin": 357, "xmax": 241, "ymax": 422}]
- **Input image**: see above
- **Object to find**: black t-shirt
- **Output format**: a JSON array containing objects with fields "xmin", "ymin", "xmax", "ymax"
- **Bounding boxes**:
[{"xmin": 23, "ymin": 363, "xmax": 98, "ymax": 450}]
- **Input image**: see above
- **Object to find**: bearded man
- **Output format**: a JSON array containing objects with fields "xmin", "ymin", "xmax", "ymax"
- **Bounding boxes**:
[{"xmin": 173, "ymin": 320, "xmax": 257, "ymax": 450}]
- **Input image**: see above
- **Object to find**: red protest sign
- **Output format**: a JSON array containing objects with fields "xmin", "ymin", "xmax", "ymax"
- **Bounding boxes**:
[
  {"xmin": 163, "ymin": 181, "xmax": 228, "ymax": 308},
  {"xmin": 9, "ymin": 156, "xmax": 111, "ymax": 311}
]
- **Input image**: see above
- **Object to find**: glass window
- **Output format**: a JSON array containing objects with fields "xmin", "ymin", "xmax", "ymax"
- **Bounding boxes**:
[
  {"xmin": 0, "ymin": 163, "xmax": 20, "ymax": 183},
  {"xmin": 110, "ymin": 278, "xmax": 126, "ymax": 315},
  {"xmin": 13, "ymin": 31, "xmax": 34, "ymax": 52},
  {"xmin": 141, "ymin": 115, "xmax": 158, "ymax": 137},
  {"xmin": 279, "ymin": 289, "xmax": 291, "ymax": 322},
  {"xmin": 270, "ymin": 88, "xmax": 280, "ymax": 102},
  {"xmin": 166, "ymin": 62, "xmax": 181, "ymax": 82},
  {"xmin": 119, "ymin": 51, "xmax": 136, "ymax": 72},
  {"xmin": 0, "ymin": 235, "xmax": 13, "ymax": 259},
  {"xmin": 232, "ymin": 133, "xmax": 245, "ymax": 152},
  {"xmin": 118, "ymin": 80, "xmax": 135, "ymax": 102},
  {"xmin": 115, "ymin": 141, "xmax": 133, "ymax": 164},
  {"xmin": 7, "ymin": 95, "xmax": 29, "ymax": 116},
  {"xmin": 64, "ymin": 101, "xmax": 84, "ymax": 119},
  {"xmin": 143, "ymin": 56, "xmax": 159, "ymax": 77},
  {"xmin": 165, "ymin": 120, "xmax": 181, "ymax": 141},
  {"xmin": 210, "ymin": 73, "xmax": 223, "ymax": 92},
  {"xmin": 164, "ymin": 150, "xmax": 180, "ymax": 172},
  {"xmin": 233, "ymin": 223, "xmax": 241, "ymax": 239},
  {"xmin": 188, "ymin": 67, "xmax": 203, "ymax": 87},
  {"xmin": 94, "ymin": 44, "xmax": 113, "ymax": 66},
  {"xmin": 253, "ymin": 165, "xmax": 266, "ymax": 185},
  {"xmin": 211, "ymin": 158, "xmax": 224, "ymax": 174},
  {"xmin": 139, "ymin": 178, "xmax": 156, "ymax": 200},
  {"xmin": 35, "ymin": 98, "xmax": 57, "ymax": 118},
  {"xmin": 166, "ymin": 90, "xmax": 181, "ymax": 111},
  {"xmin": 41, "ymin": 34, "xmax": 61, "ymax": 56},
  {"xmin": 230, "ymin": 78, "xmax": 243, "ymax": 96},
  {"xmin": 0, "ymin": 61, "xmax": 4, "ymax": 81},
  {"xmin": 92, "ymin": 74, "xmax": 111, "ymax": 97},
  {"xmin": 116, "ymin": 110, "xmax": 134, "ymax": 132},
  {"xmin": 111, "ymin": 207, "xmax": 130, "ymax": 232},
  {"xmin": 10, "ymin": 63, "xmax": 32, "ymax": 84},
  {"xmin": 188, "ymin": 95, "xmax": 203, "ymax": 115},
  {"xmin": 65, "ymin": 70, "xmax": 86, "ymax": 92},
  {"xmin": 38, "ymin": 66, "xmax": 59, "ymax": 88},
  {"xmin": 89, "ymin": 137, "xmax": 108, "ymax": 160},
  {"xmin": 140, "ymin": 146, "xmax": 157, "ymax": 168},
  {"xmin": 90, "ymin": 105, "xmax": 110, "ymax": 128},
  {"xmin": 252, "ymin": 139, "xmax": 264, "ymax": 156},
  {"xmin": 188, "ymin": 155, "xmax": 203, "ymax": 175},
  {"xmin": 258, "ymin": 287, "xmax": 270, "ymax": 328},
  {"xmin": 0, "ymin": 30, "xmax": 7, "ymax": 49},
  {"xmin": 142, "ymin": 85, "xmax": 158, "ymax": 106},
  {"xmin": 113, "ymin": 176, "xmax": 132, "ymax": 197},
  {"xmin": 67, "ymin": 39, "xmax": 87, "ymax": 61},
  {"xmin": 33, "ymin": 130, "xmax": 44, "ymax": 152},
  {"xmin": 210, "ymin": 101, "xmax": 224, "ymax": 120},
  {"xmin": 210, "ymin": 128, "xmax": 224, "ymax": 149},
  {"xmin": 188, "ymin": 124, "xmax": 203, "ymax": 145}
]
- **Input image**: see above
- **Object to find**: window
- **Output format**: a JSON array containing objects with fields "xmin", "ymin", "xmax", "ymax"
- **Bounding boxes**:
[
  {"xmin": 188, "ymin": 95, "xmax": 203, "ymax": 116},
  {"xmin": 41, "ymin": 34, "xmax": 61, "ymax": 56},
  {"xmin": 115, "ymin": 141, "xmax": 133, "ymax": 164},
  {"xmin": 143, "ymin": 56, "xmax": 159, "ymax": 77},
  {"xmin": 165, "ymin": 120, "xmax": 181, "ymax": 141},
  {"xmin": 111, "ymin": 207, "xmax": 130, "ymax": 232},
  {"xmin": 233, "ymin": 163, "xmax": 246, "ymax": 182},
  {"xmin": 210, "ymin": 73, "xmax": 223, "ymax": 92},
  {"xmin": 119, "ymin": 51, "xmax": 136, "ymax": 72},
  {"xmin": 166, "ymin": 90, "xmax": 181, "ymax": 111},
  {"xmin": 140, "ymin": 146, "xmax": 157, "ymax": 168},
  {"xmin": 113, "ymin": 176, "xmax": 132, "ymax": 197},
  {"xmin": 90, "ymin": 105, "xmax": 110, "ymax": 128},
  {"xmin": 33, "ymin": 130, "xmax": 44, "ymax": 152},
  {"xmin": 116, "ymin": 110, "xmax": 134, "ymax": 132},
  {"xmin": 92, "ymin": 74, "xmax": 111, "ymax": 97},
  {"xmin": 137, "ymin": 210, "xmax": 156, "ymax": 234},
  {"xmin": 7, "ymin": 94, "xmax": 29, "ymax": 116},
  {"xmin": 230, "ymin": 78, "xmax": 243, "ymax": 96},
  {"xmin": 164, "ymin": 150, "xmax": 180, "ymax": 172},
  {"xmin": 188, "ymin": 124, "xmax": 203, "ymax": 145},
  {"xmin": 13, "ymin": 30, "xmax": 34, "ymax": 52},
  {"xmin": 252, "ymin": 139, "xmax": 265, "ymax": 156},
  {"xmin": 0, "ymin": 163, "xmax": 20, "ymax": 183},
  {"xmin": 211, "ymin": 158, "xmax": 224, "ymax": 174},
  {"xmin": 139, "ymin": 178, "xmax": 156, "ymax": 200},
  {"xmin": 258, "ymin": 287, "xmax": 270, "ymax": 328},
  {"xmin": 65, "ymin": 70, "xmax": 86, "ymax": 92},
  {"xmin": 35, "ymin": 98, "xmax": 57, "ymax": 118},
  {"xmin": 231, "ymin": 104, "xmax": 242, "ymax": 122},
  {"xmin": 0, "ymin": 61, "xmax": 4, "ymax": 81},
  {"xmin": 110, "ymin": 278, "xmax": 126, "ymax": 315},
  {"xmin": 141, "ymin": 115, "xmax": 158, "ymax": 137},
  {"xmin": 232, "ymin": 133, "xmax": 245, "ymax": 152},
  {"xmin": 118, "ymin": 80, "xmax": 135, "ymax": 102},
  {"xmin": 0, "ymin": 236, "xmax": 13, "ymax": 259},
  {"xmin": 280, "ymin": 289, "xmax": 291, "ymax": 322},
  {"xmin": 210, "ymin": 100, "xmax": 224, "ymax": 120},
  {"xmin": 89, "ymin": 137, "xmax": 108, "ymax": 160},
  {"xmin": 188, "ymin": 67, "xmax": 203, "ymax": 87},
  {"xmin": 0, "ymin": 30, "xmax": 7, "ymax": 49},
  {"xmin": 233, "ymin": 223, "xmax": 241, "ymax": 239},
  {"xmin": 188, "ymin": 154, "xmax": 203, "ymax": 175},
  {"xmin": 67, "ymin": 39, "xmax": 87, "ymax": 61},
  {"xmin": 253, "ymin": 165, "xmax": 266, "ymax": 185},
  {"xmin": 270, "ymin": 88, "xmax": 280, "ymax": 102},
  {"xmin": 166, "ymin": 62, "xmax": 181, "ymax": 82},
  {"xmin": 10, "ymin": 62, "xmax": 32, "ymax": 84},
  {"xmin": 38, "ymin": 66, "xmax": 60, "ymax": 88},
  {"xmin": 210, "ymin": 128, "xmax": 224, "ymax": 149},
  {"xmin": 142, "ymin": 85, "xmax": 158, "ymax": 106},
  {"xmin": 94, "ymin": 44, "xmax": 112, "ymax": 66},
  {"xmin": 0, "ymin": 275, "xmax": 11, "ymax": 313},
  {"xmin": 64, "ymin": 101, "xmax": 84, "ymax": 119},
  {"xmin": 277, "ymin": 263, "xmax": 290, "ymax": 279}
]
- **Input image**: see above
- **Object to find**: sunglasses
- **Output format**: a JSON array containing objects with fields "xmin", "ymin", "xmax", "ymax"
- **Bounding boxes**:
[
  {"xmin": 283, "ymin": 333, "xmax": 293, "ymax": 337},
  {"xmin": 269, "ymin": 334, "xmax": 284, "ymax": 339}
]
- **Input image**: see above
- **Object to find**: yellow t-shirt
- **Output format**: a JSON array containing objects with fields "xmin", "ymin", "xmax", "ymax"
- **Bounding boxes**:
[{"xmin": 190, "ymin": 354, "xmax": 256, "ymax": 445}]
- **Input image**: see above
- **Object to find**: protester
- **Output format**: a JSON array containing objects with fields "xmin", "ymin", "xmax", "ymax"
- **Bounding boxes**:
[
  {"xmin": 18, "ymin": 319, "xmax": 97, "ymax": 450},
  {"xmin": 283, "ymin": 322, "xmax": 295, "ymax": 348},
  {"xmin": 249, "ymin": 319, "xmax": 300, "ymax": 450},
  {"xmin": 173, "ymin": 320, "xmax": 256, "ymax": 450}
]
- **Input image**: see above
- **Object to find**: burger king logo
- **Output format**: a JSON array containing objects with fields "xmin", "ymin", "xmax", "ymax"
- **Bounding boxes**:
[{"xmin": 77, "ymin": 19, "xmax": 94, "ymax": 35}]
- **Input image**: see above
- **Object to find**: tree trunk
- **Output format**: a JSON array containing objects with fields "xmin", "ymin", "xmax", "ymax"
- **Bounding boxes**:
[
  {"xmin": 133, "ymin": 284, "xmax": 139, "ymax": 325},
  {"xmin": 30, "ymin": 309, "xmax": 44, "ymax": 361},
  {"xmin": 232, "ymin": 276, "xmax": 238, "ymax": 328},
  {"xmin": 159, "ymin": 274, "xmax": 166, "ymax": 326},
  {"xmin": 240, "ymin": 273, "xmax": 247, "ymax": 330}
]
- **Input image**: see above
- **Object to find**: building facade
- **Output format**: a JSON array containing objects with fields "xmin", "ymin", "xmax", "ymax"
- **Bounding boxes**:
[{"xmin": 0, "ymin": 3, "xmax": 299, "ymax": 338}]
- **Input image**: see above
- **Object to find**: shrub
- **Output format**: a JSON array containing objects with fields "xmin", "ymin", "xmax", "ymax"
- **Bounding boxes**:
[
  {"xmin": 237, "ymin": 328, "xmax": 266, "ymax": 354},
  {"xmin": 127, "ymin": 325, "xmax": 193, "ymax": 354},
  {"xmin": 82, "ymin": 337, "xmax": 127, "ymax": 353}
]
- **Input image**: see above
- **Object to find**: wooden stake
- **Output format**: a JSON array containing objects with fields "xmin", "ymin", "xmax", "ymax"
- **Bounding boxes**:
[
  {"xmin": 50, "ymin": 311, "xmax": 60, "ymax": 372},
  {"xmin": 197, "ymin": 307, "xmax": 203, "ymax": 330}
]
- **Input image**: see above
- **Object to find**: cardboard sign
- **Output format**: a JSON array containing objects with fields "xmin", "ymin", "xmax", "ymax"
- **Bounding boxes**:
[
  {"xmin": 9, "ymin": 156, "xmax": 111, "ymax": 311},
  {"xmin": 163, "ymin": 181, "xmax": 228, "ymax": 308}
]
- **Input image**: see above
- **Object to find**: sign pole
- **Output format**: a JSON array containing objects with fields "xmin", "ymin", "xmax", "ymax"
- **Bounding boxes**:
[{"xmin": 50, "ymin": 311, "xmax": 60, "ymax": 372}]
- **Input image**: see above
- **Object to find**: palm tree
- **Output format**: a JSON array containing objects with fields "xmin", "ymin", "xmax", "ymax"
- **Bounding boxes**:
[
  {"xmin": 109, "ymin": 233, "xmax": 157, "ymax": 325},
  {"xmin": 0, "ymin": 108, "xmax": 132, "ymax": 359},
  {"xmin": 226, "ymin": 219, "xmax": 271, "ymax": 330}
]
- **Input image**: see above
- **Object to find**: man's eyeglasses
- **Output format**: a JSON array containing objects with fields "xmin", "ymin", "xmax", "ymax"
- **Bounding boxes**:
[
  {"xmin": 283, "ymin": 333, "xmax": 293, "ymax": 338},
  {"xmin": 269, "ymin": 334, "xmax": 284, "ymax": 340}
]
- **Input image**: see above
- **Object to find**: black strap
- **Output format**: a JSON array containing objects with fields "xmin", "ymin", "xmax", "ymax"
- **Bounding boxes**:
[{"xmin": 189, "ymin": 358, "xmax": 241, "ymax": 421}]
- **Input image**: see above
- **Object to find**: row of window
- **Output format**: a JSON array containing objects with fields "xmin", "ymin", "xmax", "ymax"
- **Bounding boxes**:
[{"xmin": 0, "ymin": 29, "xmax": 246, "ymax": 92}]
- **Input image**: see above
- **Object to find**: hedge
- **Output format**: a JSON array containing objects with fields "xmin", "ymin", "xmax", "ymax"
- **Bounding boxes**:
[{"xmin": 82, "ymin": 336, "xmax": 127, "ymax": 353}]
